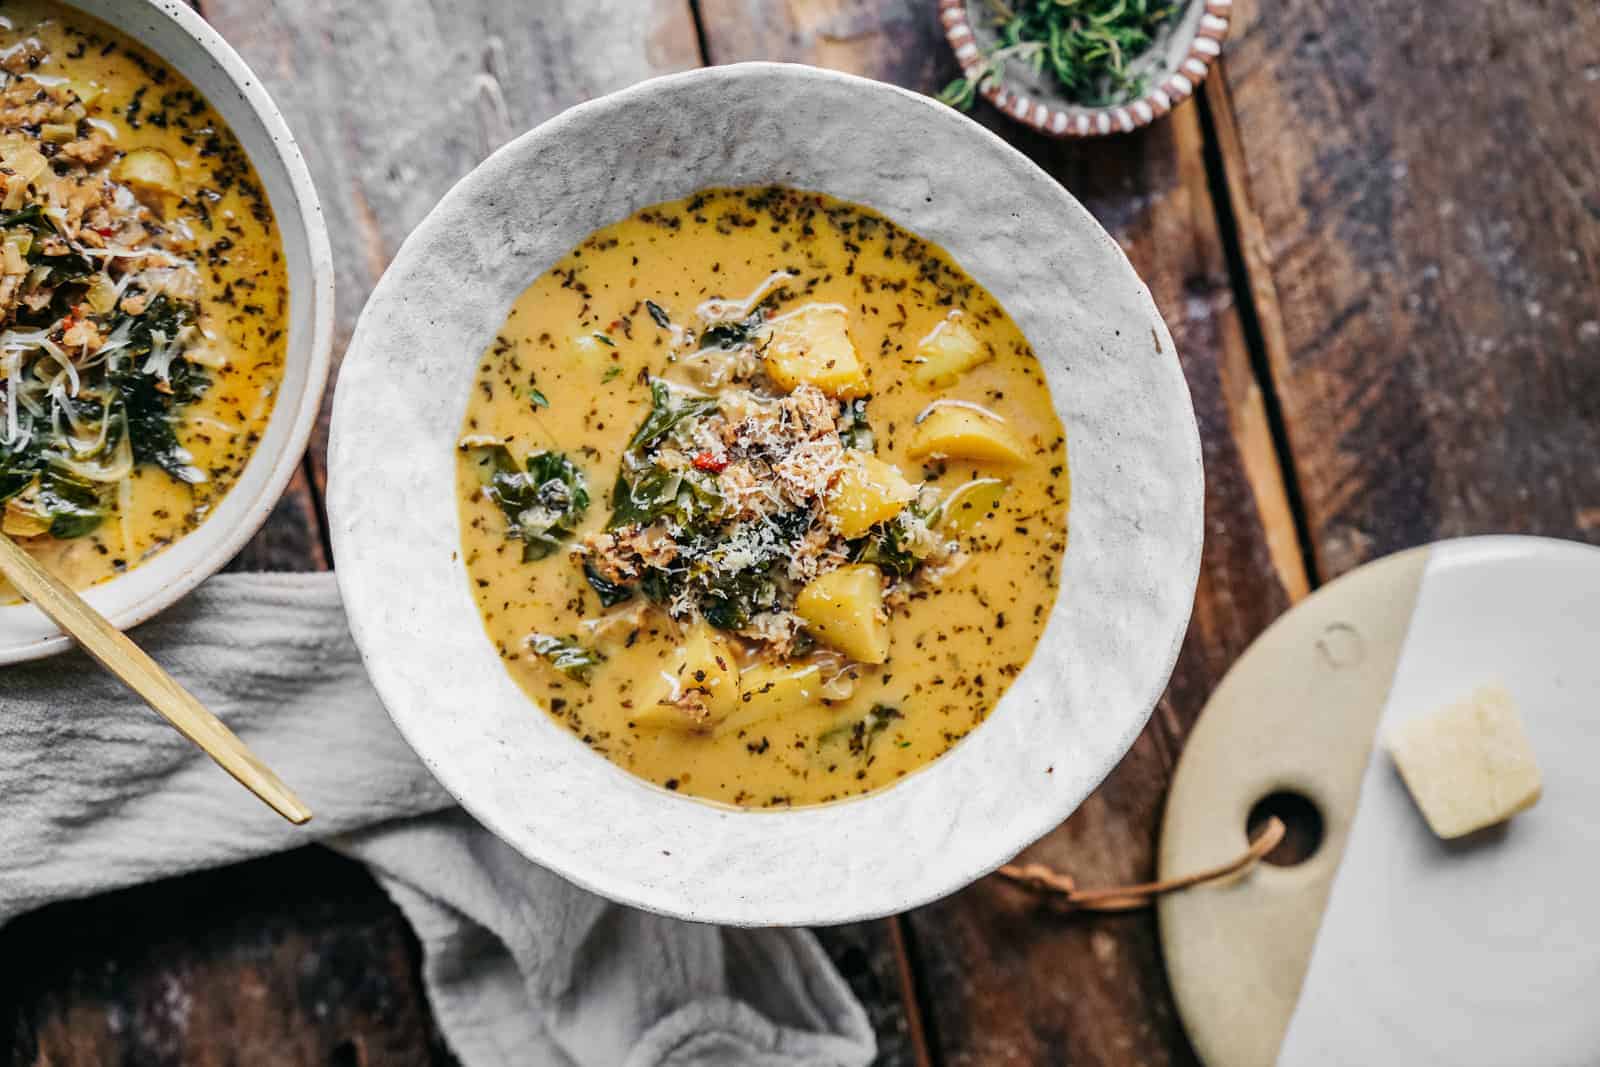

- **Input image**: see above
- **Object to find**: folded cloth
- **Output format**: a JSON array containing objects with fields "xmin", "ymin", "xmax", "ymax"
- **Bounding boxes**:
[{"xmin": 0, "ymin": 572, "xmax": 874, "ymax": 1067}]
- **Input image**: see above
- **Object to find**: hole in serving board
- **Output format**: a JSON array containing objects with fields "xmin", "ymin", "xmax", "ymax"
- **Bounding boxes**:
[{"xmin": 1247, "ymin": 791, "xmax": 1324, "ymax": 867}]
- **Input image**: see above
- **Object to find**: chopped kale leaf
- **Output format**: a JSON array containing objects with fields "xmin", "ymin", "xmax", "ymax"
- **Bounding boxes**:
[
  {"xmin": 848, "ymin": 704, "xmax": 903, "ymax": 757},
  {"xmin": 35, "ymin": 469, "xmax": 108, "ymax": 539},
  {"xmin": 608, "ymin": 462, "xmax": 679, "ymax": 529},
  {"xmin": 3, "ymin": 204, "xmax": 93, "ymax": 281},
  {"xmin": 850, "ymin": 507, "xmax": 937, "ymax": 579},
  {"xmin": 475, "ymin": 446, "xmax": 590, "ymax": 562},
  {"xmin": 838, "ymin": 396, "xmax": 874, "ymax": 452},
  {"xmin": 528, "ymin": 632, "xmax": 604, "ymax": 683},
  {"xmin": 697, "ymin": 307, "xmax": 768, "ymax": 351},
  {"xmin": 0, "ymin": 429, "xmax": 43, "ymax": 502},
  {"xmin": 610, "ymin": 379, "xmax": 723, "ymax": 531},
  {"xmin": 584, "ymin": 562, "xmax": 634, "ymax": 607},
  {"xmin": 647, "ymin": 509, "xmax": 811, "ymax": 631},
  {"xmin": 626, "ymin": 378, "xmax": 717, "ymax": 453},
  {"xmin": 0, "ymin": 204, "xmax": 54, "ymax": 234},
  {"xmin": 113, "ymin": 364, "xmax": 205, "ymax": 482},
  {"xmin": 101, "ymin": 296, "xmax": 211, "ymax": 483},
  {"xmin": 698, "ymin": 564, "xmax": 779, "ymax": 630}
]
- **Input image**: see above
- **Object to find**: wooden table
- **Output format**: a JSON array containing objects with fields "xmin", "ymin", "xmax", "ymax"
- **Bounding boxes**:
[{"xmin": 5, "ymin": 1, "xmax": 1597, "ymax": 1063}]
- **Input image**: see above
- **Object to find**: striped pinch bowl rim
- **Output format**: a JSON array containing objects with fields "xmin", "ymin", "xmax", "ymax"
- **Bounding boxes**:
[{"xmin": 938, "ymin": 0, "xmax": 1232, "ymax": 138}]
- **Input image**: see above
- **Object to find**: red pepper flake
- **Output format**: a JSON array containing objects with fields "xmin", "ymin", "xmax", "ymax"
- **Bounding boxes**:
[
  {"xmin": 95, "ymin": 226, "xmax": 116, "ymax": 237},
  {"xmin": 692, "ymin": 451, "xmax": 728, "ymax": 473}
]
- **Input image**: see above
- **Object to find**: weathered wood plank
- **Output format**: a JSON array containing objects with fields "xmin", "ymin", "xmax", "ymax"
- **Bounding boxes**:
[
  {"xmin": 696, "ymin": 1, "xmax": 1307, "ymax": 1063},
  {"xmin": 204, "ymin": 0, "xmax": 703, "ymax": 495},
  {"xmin": 0, "ymin": 848, "xmax": 454, "ymax": 1067},
  {"xmin": 816, "ymin": 922, "xmax": 927, "ymax": 1067},
  {"xmin": 225, "ymin": 460, "xmax": 329, "ymax": 573},
  {"xmin": 1219, "ymin": 0, "xmax": 1600, "ymax": 578}
]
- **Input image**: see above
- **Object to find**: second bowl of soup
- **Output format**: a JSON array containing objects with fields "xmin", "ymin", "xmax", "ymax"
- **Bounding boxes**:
[
  {"xmin": 329, "ymin": 63, "xmax": 1202, "ymax": 925},
  {"xmin": 0, "ymin": 0, "xmax": 334, "ymax": 662}
]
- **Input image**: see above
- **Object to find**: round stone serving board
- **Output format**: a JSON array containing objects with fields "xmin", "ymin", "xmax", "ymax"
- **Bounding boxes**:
[{"xmin": 1159, "ymin": 535, "xmax": 1600, "ymax": 1066}]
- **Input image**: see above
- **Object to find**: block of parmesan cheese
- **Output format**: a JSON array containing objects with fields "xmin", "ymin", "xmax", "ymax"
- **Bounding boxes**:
[{"xmin": 1387, "ymin": 683, "xmax": 1542, "ymax": 839}]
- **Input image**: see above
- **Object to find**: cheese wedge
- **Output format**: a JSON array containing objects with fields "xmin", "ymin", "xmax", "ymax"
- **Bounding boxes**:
[{"xmin": 1387, "ymin": 683, "xmax": 1542, "ymax": 839}]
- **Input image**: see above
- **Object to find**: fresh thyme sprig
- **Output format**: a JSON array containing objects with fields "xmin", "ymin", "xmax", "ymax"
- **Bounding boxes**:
[{"xmin": 939, "ymin": 0, "xmax": 1180, "ymax": 111}]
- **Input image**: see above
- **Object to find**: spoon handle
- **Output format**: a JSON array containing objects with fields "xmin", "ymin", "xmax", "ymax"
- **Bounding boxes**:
[{"xmin": 0, "ymin": 531, "xmax": 311, "ymax": 825}]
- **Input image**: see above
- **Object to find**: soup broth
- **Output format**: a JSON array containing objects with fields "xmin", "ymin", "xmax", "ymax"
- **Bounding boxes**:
[
  {"xmin": 458, "ymin": 186, "xmax": 1068, "ymax": 807},
  {"xmin": 0, "ymin": 0, "xmax": 287, "ymax": 598}
]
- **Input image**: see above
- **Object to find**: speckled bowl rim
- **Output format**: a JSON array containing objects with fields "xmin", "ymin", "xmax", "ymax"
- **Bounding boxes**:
[
  {"xmin": 939, "ymin": 0, "xmax": 1232, "ymax": 137},
  {"xmin": 0, "ymin": 0, "xmax": 335, "ymax": 663},
  {"xmin": 328, "ymin": 62, "xmax": 1203, "ymax": 927}
]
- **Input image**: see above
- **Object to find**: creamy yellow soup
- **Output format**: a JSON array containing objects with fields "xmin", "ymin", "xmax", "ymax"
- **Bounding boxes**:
[
  {"xmin": 0, "ymin": 0, "xmax": 287, "ymax": 599},
  {"xmin": 458, "ymin": 187, "xmax": 1067, "ymax": 807}
]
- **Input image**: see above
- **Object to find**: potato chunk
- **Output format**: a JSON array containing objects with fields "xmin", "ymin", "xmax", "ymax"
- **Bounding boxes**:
[
  {"xmin": 912, "ymin": 314, "xmax": 991, "ymax": 389},
  {"xmin": 940, "ymin": 478, "xmax": 1008, "ymax": 536},
  {"xmin": 715, "ymin": 661, "xmax": 826, "ymax": 736},
  {"xmin": 1387, "ymin": 683, "xmax": 1542, "ymax": 839},
  {"xmin": 795, "ymin": 564, "xmax": 890, "ymax": 664},
  {"xmin": 634, "ymin": 624, "xmax": 740, "ymax": 731},
  {"xmin": 760, "ymin": 304, "xmax": 868, "ymax": 398},
  {"xmin": 569, "ymin": 332, "xmax": 612, "ymax": 373},
  {"xmin": 2, "ymin": 497, "xmax": 48, "ymax": 538},
  {"xmin": 826, "ymin": 450, "xmax": 916, "ymax": 538},
  {"xmin": 113, "ymin": 147, "xmax": 180, "ymax": 196},
  {"xmin": 908, "ymin": 406, "xmax": 1028, "ymax": 466}
]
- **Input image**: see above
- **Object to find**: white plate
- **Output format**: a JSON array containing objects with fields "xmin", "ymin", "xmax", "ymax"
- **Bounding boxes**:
[
  {"xmin": 0, "ymin": 0, "xmax": 334, "ymax": 663},
  {"xmin": 328, "ymin": 63, "xmax": 1203, "ymax": 926}
]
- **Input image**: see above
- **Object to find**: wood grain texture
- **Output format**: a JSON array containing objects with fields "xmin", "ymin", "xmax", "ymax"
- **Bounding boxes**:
[
  {"xmin": 817, "ymin": 922, "xmax": 928, "ymax": 1067},
  {"xmin": 1220, "ymin": 0, "xmax": 1600, "ymax": 578},
  {"xmin": 0, "ymin": 848, "xmax": 454, "ymax": 1067},
  {"xmin": 696, "ymin": 1, "xmax": 1307, "ymax": 1063},
  {"xmin": 226, "ymin": 462, "xmax": 329, "ymax": 574}
]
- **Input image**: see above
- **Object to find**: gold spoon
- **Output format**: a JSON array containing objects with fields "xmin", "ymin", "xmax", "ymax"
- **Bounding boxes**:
[{"xmin": 0, "ymin": 530, "xmax": 311, "ymax": 824}]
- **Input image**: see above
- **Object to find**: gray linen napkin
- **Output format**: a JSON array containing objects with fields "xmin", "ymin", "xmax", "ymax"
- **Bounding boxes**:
[{"xmin": 0, "ymin": 572, "xmax": 874, "ymax": 1067}]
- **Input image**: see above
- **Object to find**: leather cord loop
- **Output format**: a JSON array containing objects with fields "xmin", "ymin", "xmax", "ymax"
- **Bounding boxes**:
[{"xmin": 996, "ymin": 817, "xmax": 1287, "ymax": 912}]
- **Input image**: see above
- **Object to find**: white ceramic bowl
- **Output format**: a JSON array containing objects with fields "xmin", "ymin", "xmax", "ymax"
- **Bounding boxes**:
[
  {"xmin": 0, "ymin": 0, "xmax": 335, "ymax": 664},
  {"xmin": 329, "ymin": 63, "xmax": 1203, "ymax": 926}
]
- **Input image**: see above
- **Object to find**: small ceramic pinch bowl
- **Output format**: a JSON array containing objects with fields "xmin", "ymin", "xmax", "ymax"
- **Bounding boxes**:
[
  {"xmin": 940, "ymin": 0, "xmax": 1232, "ymax": 137},
  {"xmin": 328, "ymin": 62, "xmax": 1202, "ymax": 926},
  {"xmin": 0, "ymin": 0, "xmax": 335, "ymax": 664}
]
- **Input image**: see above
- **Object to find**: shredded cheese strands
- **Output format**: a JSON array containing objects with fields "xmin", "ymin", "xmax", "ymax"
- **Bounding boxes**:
[
  {"xmin": 0, "ymin": 135, "xmax": 211, "ymax": 520},
  {"xmin": 914, "ymin": 397, "xmax": 1008, "ymax": 424},
  {"xmin": 55, "ymin": 431, "xmax": 132, "ymax": 484},
  {"xmin": 694, "ymin": 270, "xmax": 795, "ymax": 326}
]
